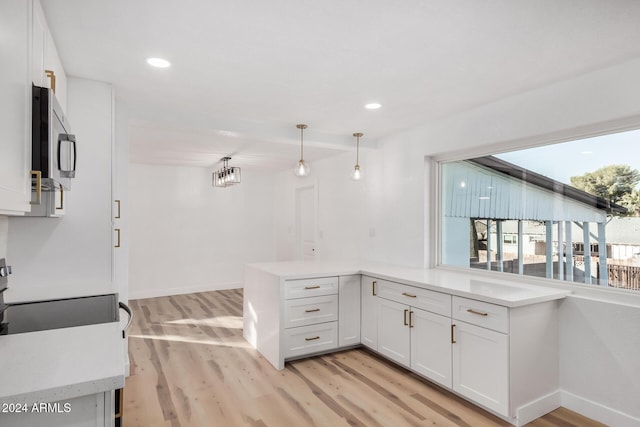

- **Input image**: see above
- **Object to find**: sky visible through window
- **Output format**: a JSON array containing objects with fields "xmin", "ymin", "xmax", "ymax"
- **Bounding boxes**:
[{"xmin": 495, "ymin": 128, "xmax": 640, "ymax": 187}]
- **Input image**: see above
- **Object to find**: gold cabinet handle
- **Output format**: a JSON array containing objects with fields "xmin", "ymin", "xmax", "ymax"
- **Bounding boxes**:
[
  {"xmin": 304, "ymin": 285, "xmax": 320, "ymax": 290},
  {"xmin": 467, "ymin": 308, "xmax": 489, "ymax": 317},
  {"xmin": 30, "ymin": 170, "xmax": 42, "ymax": 205},
  {"xmin": 305, "ymin": 308, "xmax": 320, "ymax": 313},
  {"xmin": 404, "ymin": 309, "xmax": 408, "ymax": 326},
  {"xmin": 114, "ymin": 228, "xmax": 121, "ymax": 248},
  {"xmin": 372, "ymin": 281, "xmax": 377, "ymax": 296},
  {"xmin": 55, "ymin": 187, "xmax": 64, "ymax": 210},
  {"xmin": 402, "ymin": 292, "xmax": 417, "ymax": 298},
  {"xmin": 409, "ymin": 310, "xmax": 414, "ymax": 328},
  {"xmin": 305, "ymin": 336, "xmax": 320, "ymax": 341},
  {"xmin": 45, "ymin": 69, "xmax": 56, "ymax": 93},
  {"xmin": 115, "ymin": 199, "xmax": 121, "ymax": 219},
  {"xmin": 451, "ymin": 324, "xmax": 456, "ymax": 344}
]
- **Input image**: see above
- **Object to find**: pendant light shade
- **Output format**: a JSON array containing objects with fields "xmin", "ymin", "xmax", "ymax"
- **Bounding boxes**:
[
  {"xmin": 294, "ymin": 124, "xmax": 310, "ymax": 177},
  {"xmin": 352, "ymin": 132, "xmax": 363, "ymax": 180}
]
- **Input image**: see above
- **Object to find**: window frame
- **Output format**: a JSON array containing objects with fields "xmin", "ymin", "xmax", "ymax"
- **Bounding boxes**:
[{"xmin": 430, "ymin": 118, "xmax": 640, "ymax": 304}]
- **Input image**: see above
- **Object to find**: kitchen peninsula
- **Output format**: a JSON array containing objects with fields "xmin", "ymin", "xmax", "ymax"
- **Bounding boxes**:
[{"xmin": 243, "ymin": 261, "xmax": 570, "ymax": 427}]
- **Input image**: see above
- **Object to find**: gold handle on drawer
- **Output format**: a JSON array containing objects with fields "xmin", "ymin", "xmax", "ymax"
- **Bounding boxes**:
[
  {"xmin": 305, "ymin": 308, "xmax": 320, "ymax": 313},
  {"xmin": 402, "ymin": 292, "xmax": 417, "ymax": 298},
  {"xmin": 45, "ymin": 69, "xmax": 56, "ymax": 93},
  {"xmin": 467, "ymin": 308, "xmax": 489, "ymax": 317},
  {"xmin": 372, "ymin": 281, "xmax": 377, "ymax": 296},
  {"xmin": 451, "ymin": 324, "xmax": 456, "ymax": 344},
  {"xmin": 114, "ymin": 228, "xmax": 121, "ymax": 248},
  {"xmin": 404, "ymin": 309, "xmax": 408, "ymax": 326},
  {"xmin": 304, "ymin": 285, "xmax": 320, "ymax": 290},
  {"xmin": 30, "ymin": 170, "xmax": 42, "ymax": 205},
  {"xmin": 409, "ymin": 310, "xmax": 414, "ymax": 328},
  {"xmin": 305, "ymin": 336, "xmax": 320, "ymax": 341},
  {"xmin": 115, "ymin": 199, "xmax": 121, "ymax": 219}
]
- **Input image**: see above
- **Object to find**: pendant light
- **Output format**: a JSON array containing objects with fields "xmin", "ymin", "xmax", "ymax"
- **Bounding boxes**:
[
  {"xmin": 352, "ymin": 132, "xmax": 363, "ymax": 180},
  {"xmin": 294, "ymin": 124, "xmax": 310, "ymax": 177},
  {"xmin": 212, "ymin": 157, "xmax": 241, "ymax": 187}
]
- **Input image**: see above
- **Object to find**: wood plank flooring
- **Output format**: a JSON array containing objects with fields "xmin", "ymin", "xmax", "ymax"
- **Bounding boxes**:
[{"xmin": 124, "ymin": 289, "xmax": 605, "ymax": 427}]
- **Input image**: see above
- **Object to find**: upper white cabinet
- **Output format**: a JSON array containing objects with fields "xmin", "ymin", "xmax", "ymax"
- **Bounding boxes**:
[
  {"xmin": 32, "ymin": 0, "xmax": 67, "ymax": 111},
  {"xmin": 0, "ymin": 0, "xmax": 32, "ymax": 215}
]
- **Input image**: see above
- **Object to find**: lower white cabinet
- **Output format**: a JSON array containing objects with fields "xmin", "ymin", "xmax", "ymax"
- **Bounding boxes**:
[
  {"xmin": 360, "ymin": 276, "xmax": 379, "ymax": 350},
  {"xmin": 411, "ymin": 307, "xmax": 452, "ymax": 389},
  {"xmin": 338, "ymin": 275, "xmax": 361, "ymax": 347},
  {"xmin": 452, "ymin": 320, "xmax": 509, "ymax": 415},
  {"xmin": 377, "ymin": 298, "xmax": 411, "ymax": 367}
]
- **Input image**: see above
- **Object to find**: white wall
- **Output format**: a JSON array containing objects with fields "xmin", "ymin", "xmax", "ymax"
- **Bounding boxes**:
[
  {"xmin": 273, "ymin": 57, "xmax": 640, "ymax": 424},
  {"xmin": 7, "ymin": 78, "xmax": 114, "ymax": 302},
  {"xmin": 128, "ymin": 164, "xmax": 275, "ymax": 299}
]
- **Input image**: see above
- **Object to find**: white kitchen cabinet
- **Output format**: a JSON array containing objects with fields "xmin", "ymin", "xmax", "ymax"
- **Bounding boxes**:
[
  {"xmin": 411, "ymin": 308, "xmax": 452, "ymax": 388},
  {"xmin": 378, "ymin": 298, "xmax": 411, "ymax": 367},
  {"xmin": 452, "ymin": 320, "xmax": 509, "ymax": 415},
  {"xmin": 360, "ymin": 275, "xmax": 379, "ymax": 350},
  {"xmin": 338, "ymin": 275, "xmax": 361, "ymax": 347},
  {"xmin": 0, "ymin": 0, "xmax": 32, "ymax": 215},
  {"xmin": 32, "ymin": 0, "xmax": 67, "ymax": 111}
]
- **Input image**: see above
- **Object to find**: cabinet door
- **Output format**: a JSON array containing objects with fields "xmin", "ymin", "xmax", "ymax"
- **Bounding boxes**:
[
  {"xmin": 0, "ymin": 0, "xmax": 31, "ymax": 215},
  {"xmin": 378, "ymin": 298, "xmax": 410, "ymax": 368},
  {"xmin": 338, "ymin": 275, "xmax": 361, "ymax": 347},
  {"xmin": 411, "ymin": 308, "xmax": 452, "ymax": 388},
  {"xmin": 360, "ymin": 276, "xmax": 379, "ymax": 350},
  {"xmin": 452, "ymin": 321, "xmax": 509, "ymax": 416}
]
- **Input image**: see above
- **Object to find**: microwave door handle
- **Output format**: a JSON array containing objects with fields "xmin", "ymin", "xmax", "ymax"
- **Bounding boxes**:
[{"xmin": 68, "ymin": 134, "xmax": 77, "ymax": 173}]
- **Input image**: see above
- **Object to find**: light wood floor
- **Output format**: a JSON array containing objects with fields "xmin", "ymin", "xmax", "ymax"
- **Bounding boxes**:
[{"xmin": 124, "ymin": 289, "xmax": 605, "ymax": 427}]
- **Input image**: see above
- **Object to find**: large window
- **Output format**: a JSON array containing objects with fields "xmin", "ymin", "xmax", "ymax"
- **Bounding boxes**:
[{"xmin": 440, "ymin": 128, "xmax": 640, "ymax": 292}]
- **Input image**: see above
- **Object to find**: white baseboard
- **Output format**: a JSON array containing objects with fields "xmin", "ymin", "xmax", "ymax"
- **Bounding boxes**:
[
  {"xmin": 516, "ymin": 390, "xmax": 562, "ymax": 426},
  {"xmin": 561, "ymin": 390, "xmax": 640, "ymax": 427},
  {"xmin": 129, "ymin": 282, "xmax": 243, "ymax": 300}
]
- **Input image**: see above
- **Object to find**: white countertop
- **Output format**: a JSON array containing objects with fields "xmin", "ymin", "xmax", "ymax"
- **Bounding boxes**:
[
  {"xmin": 0, "ymin": 322, "xmax": 125, "ymax": 405},
  {"xmin": 246, "ymin": 261, "xmax": 571, "ymax": 307}
]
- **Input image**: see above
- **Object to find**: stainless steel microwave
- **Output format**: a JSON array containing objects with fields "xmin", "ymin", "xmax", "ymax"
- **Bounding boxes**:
[{"xmin": 32, "ymin": 85, "xmax": 76, "ymax": 191}]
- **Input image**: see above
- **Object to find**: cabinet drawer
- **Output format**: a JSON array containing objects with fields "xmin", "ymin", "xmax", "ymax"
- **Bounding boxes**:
[
  {"xmin": 284, "ymin": 276, "xmax": 338, "ymax": 299},
  {"xmin": 452, "ymin": 296, "xmax": 508, "ymax": 333},
  {"xmin": 284, "ymin": 295, "xmax": 338, "ymax": 329},
  {"xmin": 378, "ymin": 280, "xmax": 451, "ymax": 317},
  {"xmin": 284, "ymin": 322, "xmax": 338, "ymax": 359}
]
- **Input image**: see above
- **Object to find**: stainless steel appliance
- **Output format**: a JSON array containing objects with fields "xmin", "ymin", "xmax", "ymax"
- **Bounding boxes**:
[
  {"xmin": 29, "ymin": 85, "xmax": 76, "ymax": 217},
  {"xmin": 0, "ymin": 258, "xmax": 132, "ymax": 336}
]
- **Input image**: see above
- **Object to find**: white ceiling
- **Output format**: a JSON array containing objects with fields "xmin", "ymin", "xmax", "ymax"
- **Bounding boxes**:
[{"xmin": 42, "ymin": 0, "xmax": 640, "ymax": 171}]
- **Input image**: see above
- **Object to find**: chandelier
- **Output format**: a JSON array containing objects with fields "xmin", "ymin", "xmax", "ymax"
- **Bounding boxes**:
[{"xmin": 212, "ymin": 157, "xmax": 241, "ymax": 188}]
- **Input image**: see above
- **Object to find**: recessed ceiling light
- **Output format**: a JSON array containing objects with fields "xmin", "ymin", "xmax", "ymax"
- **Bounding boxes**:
[
  {"xmin": 364, "ymin": 103, "xmax": 382, "ymax": 110},
  {"xmin": 146, "ymin": 57, "xmax": 171, "ymax": 68}
]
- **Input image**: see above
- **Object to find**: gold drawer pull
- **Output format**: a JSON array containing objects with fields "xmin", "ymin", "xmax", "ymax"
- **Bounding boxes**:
[
  {"xmin": 305, "ymin": 336, "xmax": 320, "ymax": 341},
  {"xmin": 372, "ymin": 281, "xmax": 377, "ymax": 296},
  {"xmin": 451, "ymin": 324, "xmax": 456, "ymax": 343},
  {"xmin": 402, "ymin": 292, "xmax": 417, "ymax": 298},
  {"xmin": 404, "ymin": 309, "xmax": 408, "ymax": 326},
  {"xmin": 304, "ymin": 285, "xmax": 320, "ymax": 290},
  {"xmin": 467, "ymin": 308, "xmax": 488, "ymax": 316},
  {"xmin": 305, "ymin": 308, "xmax": 320, "ymax": 313},
  {"xmin": 409, "ymin": 310, "xmax": 414, "ymax": 328}
]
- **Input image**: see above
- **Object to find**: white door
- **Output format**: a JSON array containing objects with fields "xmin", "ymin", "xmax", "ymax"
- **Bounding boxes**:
[
  {"xmin": 378, "ymin": 298, "xmax": 410, "ymax": 368},
  {"xmin": 452, "ymin": 321, "xmax": 509, "ymax": 416},
  {"xmin": 295, "ymin": 185, "xmax": 316, "ymax": 260},
  {"xmin": 411, "ymin": 308, "xmax": 452, "ymax": 388}
]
